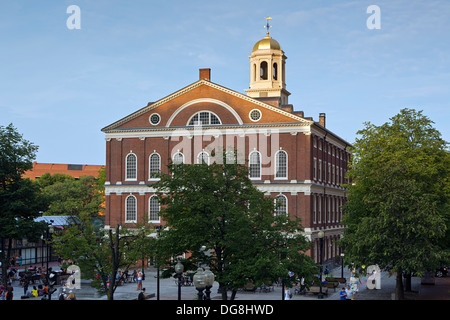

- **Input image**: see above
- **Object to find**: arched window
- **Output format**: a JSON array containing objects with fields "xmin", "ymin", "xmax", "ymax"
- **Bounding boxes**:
[
  {"xmin": 260, "ymin": 61, "xmax": 268, "ymax": 80},
  {"xmin": 253, "ymin": 63, "xmax": 257, "ymax": 82},
  {"xmin": 188, "ymin": 111, "xmax": 221, "ymax": 126},
  {"xmin": 275, "ymin": 194, "xmax": 287, "ymax": 217},
  {"xmin": 125, "ymin": 195, "xmax": 137, "ymax": 222},
  {"xmin": 275, "ymin": 150, "xmax": 287, "ymax": 179},
  {"xmin": 125, "ymin": 153, "xmax": 137, "ymax": 180},
  {"xmin": 249, "ymin": 151, "xmax": 261, "ymax": 179},
  {"xmin": 273, "ymin": 62, "xmax": 278, "ymax": 80},
  {"xmin": 197, "ymin": 151, "xmax": 210, "ymax": 165},
  {"xmin": 149, "ymin": 153, "xmax": 161, "ymax": 180},
  {"xmin": 149, "ymin": 195, "xmax": 160, "ymax": 222},
  {"xmin": 172, "ymin": 152, "xmax": 184, "ymax": 165}
]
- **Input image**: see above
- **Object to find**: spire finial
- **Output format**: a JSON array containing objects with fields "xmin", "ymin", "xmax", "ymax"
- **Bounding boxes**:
[{"xmin": 265, "ymin": 16, "xmax": 272, "ymax": 37}]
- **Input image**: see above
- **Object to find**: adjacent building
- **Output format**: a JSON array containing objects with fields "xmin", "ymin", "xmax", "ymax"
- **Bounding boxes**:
[{"xmin": 23, "ymin": 162, "xmax": 104, "ymax": 180}]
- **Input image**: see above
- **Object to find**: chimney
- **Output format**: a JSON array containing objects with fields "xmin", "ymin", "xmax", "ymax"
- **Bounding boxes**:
[
  {"xmin": 199, "ymin": 68, "xmax": 211, "ymax": 81},
  {"xmin": 319, "ymin": 113, "xmax": 326, "ymax": 128}
]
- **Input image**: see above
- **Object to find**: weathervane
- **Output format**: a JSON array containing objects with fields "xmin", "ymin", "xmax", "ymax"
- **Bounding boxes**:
[{"xmin": 265, "ymin": 16, "xmax": 272, "ymax": 36}]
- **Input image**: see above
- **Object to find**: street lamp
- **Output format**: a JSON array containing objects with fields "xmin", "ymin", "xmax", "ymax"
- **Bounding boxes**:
[
  {"xmin": 317, "ymin": 230, "xmax": 325, "ymax": 299},
  {"xmin": 154, "ymin": 225, "xmax": 163, "ymax": 300},
  {"xmin": 193, "ymin": 266, "xmax": 206, "ymax": 300},
  {"xmin": 175, "ymin": 260, "xmax": 184, "ymax": 300},
  {"xmin": 203, "ymin": 266, "xmax": 215, "ymax": 300}
]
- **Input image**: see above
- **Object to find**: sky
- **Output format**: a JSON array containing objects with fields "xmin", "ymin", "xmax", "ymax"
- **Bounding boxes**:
[{"xmin": 1, "ymin": 0, "xmax": 449, "ymax": 165}]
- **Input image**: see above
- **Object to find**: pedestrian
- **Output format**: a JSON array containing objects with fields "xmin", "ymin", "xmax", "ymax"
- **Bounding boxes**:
[
  {"xmin": 345, "ymin": 285, "xmax": 354, "ymax": 300},
  {"xmin": 31, "ymin": 286, "xmax": 38, "ymax": 297},
  {"xmin": 59, "ymin": 288, "xmax": 67, "ymax": 300},
  {"xmin": 339, "ymin": 286, "xmax": 347, "ymax": 300},
  {"xmin": 6, "ymin": 283, "xmax": 13, "ymax": 300},
  {"xmin": 66, "ymin": 291, "xmax": 76, "ymax": 300},
  {"xmin": 284, "ymin": 287, "xmax": 292, "ymax": 300},
  {"xmin": 138, "ymin": 288, "xmax": 147, "ymax": 300},
  {"xmin": 136, "ymin": 271, "xmax": 143, "ymax": 291}
]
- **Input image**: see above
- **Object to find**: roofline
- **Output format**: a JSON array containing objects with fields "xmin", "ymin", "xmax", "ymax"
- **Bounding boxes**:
[
  {"xmin": 312, "ymin": 122, "xmax": 354, "ymax": 149},
  {"xmin": 101, "ymin": 79, "xmax": 313, "ymax": 132}
]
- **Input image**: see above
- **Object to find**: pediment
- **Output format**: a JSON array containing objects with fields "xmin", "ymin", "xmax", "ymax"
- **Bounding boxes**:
[{"xmin": 101, "ymin": 80, "xmax": 312, "ymax": 132}]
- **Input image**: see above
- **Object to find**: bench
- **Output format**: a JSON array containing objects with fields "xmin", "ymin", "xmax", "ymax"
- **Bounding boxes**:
[
  {"xmin": 323, "ymin": 281, "xmax": 339, "ymax": 291},
  {"xmin": 327, "ymin": 277, "xmax": 346, "ymax": 284},
  {"xmin": 306, "ymin": 286, "xmax": 328, "ymax": 295}
]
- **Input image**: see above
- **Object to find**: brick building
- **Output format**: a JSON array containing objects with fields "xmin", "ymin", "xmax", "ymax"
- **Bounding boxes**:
[
  {"xmin": 23, "ymin": 162, "xmax": 104, "ymax": 180},
  {"xmin": 101, "ymin": 28, "xmax": 351, "ymax": 263}
]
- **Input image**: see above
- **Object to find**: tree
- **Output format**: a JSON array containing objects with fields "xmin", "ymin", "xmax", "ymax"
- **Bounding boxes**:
[
  {"xmin": 153, "ymin": 150, "xmax": 316, "ymax": 300},
  {"xmin": 52, "ymin": 217, "xmax": 153, "ymax": 300},
  {"xmin": 340, "ymin": 109, "xmax": 449, "ymax": 299},
  {"xmin": 38, "ymin": 172, "xmax": 105, "ymax": 220},
  {"xmin": 0, "ymin": 124, "xmax": 47, "ymax": 284}
]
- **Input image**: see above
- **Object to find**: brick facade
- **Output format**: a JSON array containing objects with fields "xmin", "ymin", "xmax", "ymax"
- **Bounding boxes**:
[{"xmin": 102, "ymin": 36, "xmax": 351, "ymax": 263}]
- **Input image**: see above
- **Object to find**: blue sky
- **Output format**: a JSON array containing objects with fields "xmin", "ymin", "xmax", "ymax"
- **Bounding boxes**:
[{"xmin": 1, "ymin": 0, "xmax": 449, "ymax": 165}]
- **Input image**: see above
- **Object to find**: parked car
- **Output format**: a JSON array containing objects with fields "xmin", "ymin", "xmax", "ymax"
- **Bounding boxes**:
[{"xmin": 435, "ymin": 266, "xmax": 448, "ymax": 278}]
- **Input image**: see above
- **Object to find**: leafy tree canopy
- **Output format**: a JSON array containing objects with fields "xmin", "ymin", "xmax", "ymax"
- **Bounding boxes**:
[{"xmin": 153, "ymin": 150, "xmax": 316, "ymax": 300}]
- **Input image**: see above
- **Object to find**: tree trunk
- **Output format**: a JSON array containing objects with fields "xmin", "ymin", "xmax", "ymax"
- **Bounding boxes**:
[
  {"xmin": 395, "ymin": 269, "xmax": 404, "ymax": 300},
  {"xmin": 219, "ymin": 283, "xmax": 228, "ymax": 300},
  {"xmin": 404, "ymin": 273, "xmax": 412, "ymax": 292},
  {"xmin": 230, "ymin": 290, "xmax": 237, "ymax": 300}
]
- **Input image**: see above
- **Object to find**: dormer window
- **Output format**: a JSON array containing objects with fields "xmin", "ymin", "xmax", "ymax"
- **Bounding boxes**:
[{"xmin": 188, "ymin": 111, "xmax": 222, "ymax": 126}]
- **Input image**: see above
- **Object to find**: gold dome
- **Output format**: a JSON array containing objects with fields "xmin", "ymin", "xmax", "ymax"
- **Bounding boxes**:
[{"xmin": 252, "ymin": 36, "xmax": 281, "ymax": 52}]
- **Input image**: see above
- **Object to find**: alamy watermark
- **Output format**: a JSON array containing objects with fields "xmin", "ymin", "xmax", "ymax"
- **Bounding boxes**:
[
  {"xmin": 367, "ymin": 5, "xmax": 381, "ymax": 30},
  {"xmin": 66, "ymin": 5, "xmax": 81, "ymax": 30},
  {"xmin": 168, "ymin": 125, "xmax": 282, "ymax": 175}
]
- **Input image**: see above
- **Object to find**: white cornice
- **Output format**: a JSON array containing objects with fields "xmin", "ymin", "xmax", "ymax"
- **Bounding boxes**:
[
  {"xmin": 104, "ymin": 123, "xmax": 312, "ymax": 140},
  {"xmin": 105, "ymin": 182, "xmax": 346, "ymax": 196}
]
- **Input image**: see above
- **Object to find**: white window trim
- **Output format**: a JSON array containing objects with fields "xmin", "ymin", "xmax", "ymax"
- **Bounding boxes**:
[
  {"xmin": 197, "ymin": 150, "xmax": 210, "ymax": 165},
  {"xmin": 125, "ymin": 195, "xmax": 137, "ymax": 223},
  {"xmin": 249, "ymin": 150, "xmax": 261, "ymax": 180},
  {"xmin": 148, "ymin": 195, "xmax": 161, "ymax": 223},
  {"xmin": 249, "ymin": 109, "xmax": 262, "ymax": 122},
  {"xmin": 172, "ymin": 152, "xmax": 185, "ymax": 165},
  {"xmin": 274, "ymin": 149, "xmax": 288, "ymax": 180},
  {"xmin": 187, "ymin": 110, "xmax": 222, "ymax": 126},
  {"xmin": 149, "ymin": 152, "xmax": 161, "ymax": 181},
  {"xmin": 125, "ymin": 152, "xmax": 137, "ymax": 181},
  {"xmin": 149, "ymin": 113, "xmax": 161, "ymax": 126},
  {"xmin": 274, "ymin": 194, "xmax": 288, "ymax": 217}
]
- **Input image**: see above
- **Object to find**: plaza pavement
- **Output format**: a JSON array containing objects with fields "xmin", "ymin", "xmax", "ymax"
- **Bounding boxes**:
[{"xmin": 7, "ymin": 263, "xmax": 449, "ymax": 301}]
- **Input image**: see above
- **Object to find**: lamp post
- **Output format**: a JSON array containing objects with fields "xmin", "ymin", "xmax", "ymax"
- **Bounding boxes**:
[
  {"xmin": 193, "ymin": 266, "xmax": 206, "ymax": 300},
  {"xmin": 203, "ymin": 266, "xmax": 215, "ymax": 300},
  {"xmin": 154, "ymin": 225, "xmax": 163, "ymax": 300},
  {"xmin": 317, "ymin": 230, "xmax": 324, "ymax": 299},
  {"xmin": 175, "ymin": 260, "xmax": 184, "ymax": 300}
]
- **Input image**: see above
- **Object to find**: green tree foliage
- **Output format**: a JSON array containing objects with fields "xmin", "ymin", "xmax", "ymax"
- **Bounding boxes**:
[
  {"xmin": 341, "ymin": 109, "xmax": 449, "ymax": 299},
  {"xmin": 153, "ymin": 150, "xmax": 316, "ymax": 300},
  {"xmin": 52, "ymin": 218, "xmax": 153, "ymax": 300},
  {"xmin": 38, "ymin": 172, "xmax": 104, "ymax": 220},
  {"xmin": 0, "ymin": 124, "xmax": 47, "ymax": 284}
]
